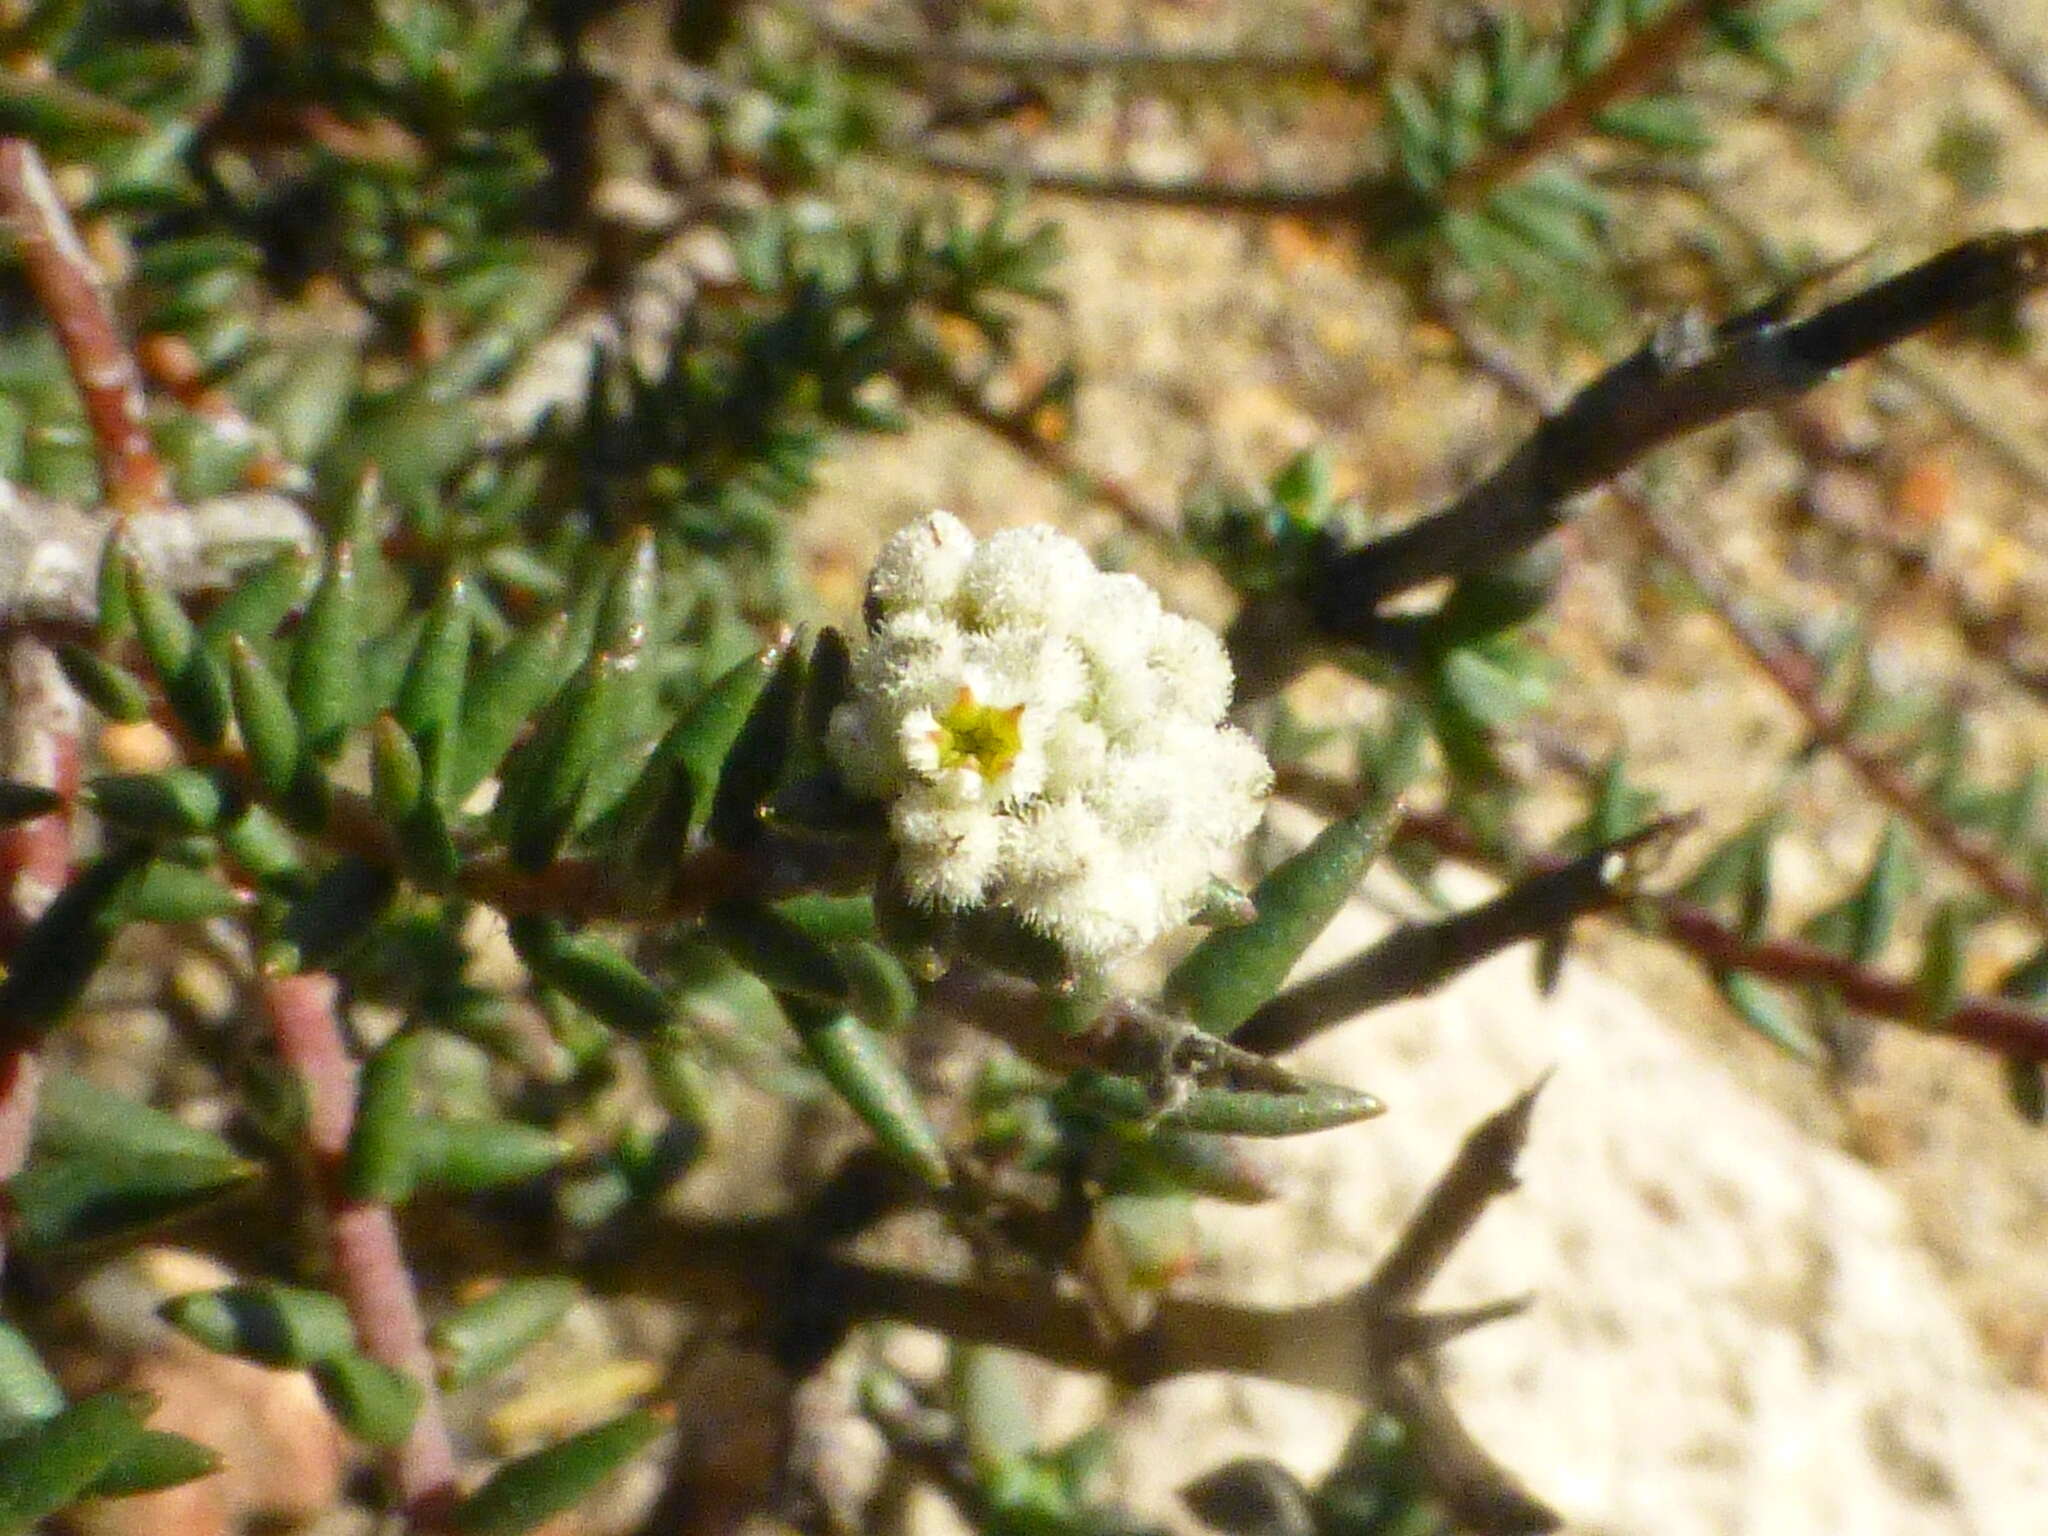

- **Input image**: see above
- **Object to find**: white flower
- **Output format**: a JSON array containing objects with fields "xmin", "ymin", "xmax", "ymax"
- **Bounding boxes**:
[{"xmin": 829, "ymin": 512, "xmax": 1272, "ymax": 969}]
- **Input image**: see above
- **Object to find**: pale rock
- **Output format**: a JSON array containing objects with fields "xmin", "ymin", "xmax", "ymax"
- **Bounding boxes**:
[{"xmin": 1097, "ymin": 857, "xmax": 2048, "ymax": 1536}]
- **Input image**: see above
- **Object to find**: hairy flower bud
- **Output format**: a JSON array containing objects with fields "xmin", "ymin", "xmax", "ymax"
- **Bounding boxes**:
[{"xmin": 830, "ymin": 512, "xmax": 1271, "ymax": 968}]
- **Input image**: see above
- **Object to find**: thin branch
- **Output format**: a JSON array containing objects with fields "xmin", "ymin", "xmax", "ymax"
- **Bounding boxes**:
[
  {"xmin": 1415, "ymin": 291, "xmax": 2048, "ymax": 941},
  {"xmin": 0, "ymin": 139, "xmax": 167, "ymax": 512},
  {"xmin": 906, "ymin": 140, "xmax": 1364, "ymax": 217},
  {"xmin": 259, "ymin": 971, "xmax": 457, "ymax": 1524},
  {"xmin": 1307, "ymin": 231, "xmax": 2048, "ymax": 637},
  {"xmin": 1625, "ymin": 491, "xmax": 2048, "ymax": 940},
  {"xmin": 1232, "ymin": 821, "xmax": 1687, "ymax": 1055},
  {"xmin": 1362, "ymin": 1079, "xmax": 1545, "ymax": 1312},
  {"xmin": 1439, "ymin": 1, "xmax": 1713, "ymax": 210},
  {"xmin": 1276, "ymin": 770, "xmax": 2048, "ymax": 1062},
  {"xmin": 815, "ymin": 11, "xmax": 1381, "ymax": 85}
]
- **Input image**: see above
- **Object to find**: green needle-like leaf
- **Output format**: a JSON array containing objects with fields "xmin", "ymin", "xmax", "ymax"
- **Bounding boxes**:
[
  {"xmin": 161, "ymin": 1284, "xmax": 356, "ymax": 1368},
  {"xmin": 311, "ymin": 1354, "xmax": 422, "ymax": 1448},
  {"xmin": 510, "ymin": 917, "xmax": 672, "ymax": 1036},
  {"xmin": 291, "ymin": 542, "xmax": 362, "ymax": 756},
  {"xmin": 411, "ymin": 1119, "xmax": 569, "ymax": 1193},
  {"xmin": 1062, "ymin": 1071, "xmax": 1386, "ymax": 1137},
  {"xmin": 787, "ymin": 1000, "xmax": 950, "ymax": 1187},
  {"xmin": 83, "ymin": 1429, "xmax": 223, "ymax": 1498},
  {"xmin": 55, "ymin": 643, "xmax": 149, "ymax": 723},
  {"xmin": 449, "ymin": 1409, "xmax": 666, "ymax": 1536},
  {"xmin": 433, "ymin": 1278, "xmax": 579, "ymax": 1390},
  {"xmin": 0, "ymin": 1392, "xmax": 157, "ymax": 1535},
  {"xmin": 449, "ymin": 613, "xmax": 573, "ymax": 804},
  {"xmin": 227, "ymin": 636, "xmax": 304, "ymax": 802},
  {"xmin": 124, "ymin": 553, "xmax": 230, "ymax": 746},
  {"xmin": 396, "ymin": 576, "xmax": 473, "ymax": 801},
  {"xmin": 1167, "ymin": 801, "xmax": 1400, "ymax": 1035},
  {"xmin": 705, "ymin": 899, "xmax": 850, "ymax": 1006},
  {"xmin": 345, "ymin": 1032, "xmax": 423, "ymax": 1204}
]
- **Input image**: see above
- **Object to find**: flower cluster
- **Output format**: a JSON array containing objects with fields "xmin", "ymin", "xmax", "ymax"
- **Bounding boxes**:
[{"xmin": 829, "ymin": 512, "xmax": 1271, "ymax": 968}]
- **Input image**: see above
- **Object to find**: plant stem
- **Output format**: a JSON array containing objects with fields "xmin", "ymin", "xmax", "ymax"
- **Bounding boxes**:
[
  {"xmin": 816, "ymin": 10, "xmax": 1380, "ymax": 85},
  {"xmin": 1623, "ymin": 492, "xmax": 2048, "ymax": 940},
  {"xmin": 1233, "ymin": 822, "xmax": 1685, "ymax": 1055},
  {"xmin": 1278, "ymin": 770, "xmax": 2048, "ymax": 1061},
  {"xmin": 259, "ymin": 971, "xmax": 457, "ymax": 1525},
  {"xmin": 0, "ymin": 139, "xmax": 167, "ymax": 512},
  {"xmin": 1308, "ymin": 231, "xmax": 2048, "ymax": 638}
]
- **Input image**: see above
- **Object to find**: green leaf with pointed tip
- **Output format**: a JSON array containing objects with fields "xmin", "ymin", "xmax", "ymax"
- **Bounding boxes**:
[
  {"xmin": 1595, "ymin": 96, "xmax": 1710, "ymax": 153},
  {"xmin": 1918, "ymin": 900, "xmax": 1968, "ymax": 1025},
  {"xmin": 771, "ymin": 893, "xmax": 876, "ymax": 944},
  {"xmin": 88, "ymin": 769, "xmax": 224, "ymax": 838},
  {"xmin": 412, "ymin": 1119, "xmax": 568, "ymax": 1194},
  {"xmin": 370, "ymin": 714, "xmax": 424, "ymax": 823},
  {"xmin": 448, "ymin": 612, "xmax": 573, "ymax": 804},
  {"xmin": 218, "ymin": 804, "xmax": 306, "ymax": 889},
  {"xmin": 227, "ymin": 637, "xmax": 304, "ymax": 802},
  {"xmin": 597, "ymin": 528, "xmax": 661, "ymax": 654},
  {"xmin": 1713, "ymin": 972, "xmax": 1819, "ymax": 1061},
  {"xmin": 1167, "ymin": 801, "xmax": 1401, "ymax": 1035},
  {"xmin": 0, "ymin": 851, "xmax": 144, "ymax": 1042},
  {"xmin": 433, "ymin": 1278, "xmax": 578, "ymax": 1391},
  {"xmin": 1681, "ymin": 815, "xmax": 1777, "ymax": 940},
  {"xmin": 1131, "ymin": 1128, "xmax": 1276, "ymax": 1205},
  {"xmin": 1847, "ymin": 821, "xmax": 1913, "ymax": 965},
  {"xmin": 510, "ymin": 917, "xmax": 671, "ymax": 1037},
  {"xmin": 1568, "ymin": 0, "xmax": 1628, "ymax": 75},
  {"xmin": 312, "ymin": 1354, "xmax": 422, "ymax": 1448},
  {"xmin": 1062, "ymin": 1072, "xmax": 1386, "ymax": 1137},
  {"xmin": 835, "ymin": 940, "xmax": 917, "ymax": 1032},
  {"xmin": 162, "ymin": 1284, "xmax": 354, "ymax": 1369},
  {"xmin": 0, "ymin": 781, "xmax": 62, "ymax": 827},
  {"xmin": 498, "ymin": 649, "xmax": 625, "ymax": 871},
  {"xmin": 118, "ymin": 861, "xmax": 246, "ymax": 924},
  {"xmin": 124, "ymin": 554, "xmax": 229, "ymax": 746},
  {"xmin": 84, "ymin": 1429, "xmax": 223, "ymax": 1497},
  {"xmin": 0, "ymin": 1391, "xmax": 156, "ymax": 1535},
  {"xmin": 786, "ymin": 1001, "xmax": 950, "ymax": 1188},
  {"xmin": 396, "ymin": 578, "xmax": 473, "ymax": 802},
  {"xmin": 94, "ymin": 534, "xmax": 129, "ymax": 641},
  {"xmin": 290, "ymin": 543, "xmax": 361, "ymax": 756},
  {"xmin": 55, "ymin": 643, "xmax": 148, "ymax": 722},
  {"xmin": 344, "ymin": 1033, "xmax": 422, "ymax": 1204},
  {"xmin": 448, "ymin": 1409, "xmax": 666, "ymax": 1536},
  {"xmin": 706, "ymin": 640, "xmax": 805, "ymax": 846},
  {"xmin": 705, "ymin": 900, "xmax": 850, "ymax": 1005}
]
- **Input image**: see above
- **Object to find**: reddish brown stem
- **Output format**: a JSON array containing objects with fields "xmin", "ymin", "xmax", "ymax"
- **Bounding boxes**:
[
  {"xmin": 1624, "ymin": 491, "xmax": 2048, "ymax": 941},
  {"xmin": 0, "ymin": 638, "xmax": 81, "ymax": 1277},
  {"xmin": 260, "ymin": 971, "xmax": 458, "ymax": 1524},
  {"xmin": 0, "ymin": 138, "xmax": 166, "ymax": 511},
  {"xmin": 1275, "ymin": 777, "xmax": 2048, "ymax": 1062}
]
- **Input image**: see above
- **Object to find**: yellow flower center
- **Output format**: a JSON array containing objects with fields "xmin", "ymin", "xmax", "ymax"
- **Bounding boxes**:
[{"xmin": 932, "ymin": 687, "xmax": 1026, "ymax": 781}]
